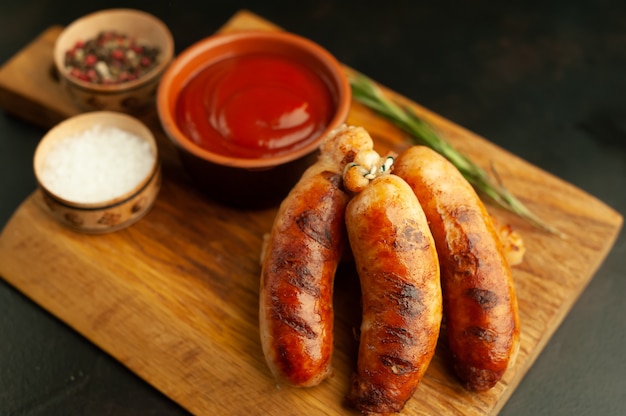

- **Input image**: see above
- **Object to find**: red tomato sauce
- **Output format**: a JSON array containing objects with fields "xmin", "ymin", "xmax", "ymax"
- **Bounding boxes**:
[{"xmin": 175, "ymin": 53, "xmax": 335, "ymax": 159}]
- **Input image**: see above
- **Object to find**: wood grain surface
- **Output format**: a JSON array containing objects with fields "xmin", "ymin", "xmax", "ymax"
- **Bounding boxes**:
[{"xmin": 0, "ymin": 10, "xmax": 622, "ymax": 416}]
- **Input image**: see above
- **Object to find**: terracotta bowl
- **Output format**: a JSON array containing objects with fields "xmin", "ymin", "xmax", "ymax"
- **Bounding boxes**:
[
  {"xmin": 157, "ymin": 30, "xmax": 351, "ymax": 208},
  {"xmin": 53, "ymin": 8, "xmax": 174, "ymax": 114},
  {"xmin": 33, "ymin": 111, "xmax": 161, "ymax": 233}
]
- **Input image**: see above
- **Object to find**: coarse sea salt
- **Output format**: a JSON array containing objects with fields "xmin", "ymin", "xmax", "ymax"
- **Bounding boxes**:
[{"xmin": 40, "ymin": 125, "xmax": 155, "ymax": 204}]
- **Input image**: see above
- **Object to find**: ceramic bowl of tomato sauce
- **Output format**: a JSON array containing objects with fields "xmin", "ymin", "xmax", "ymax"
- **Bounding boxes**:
[{"xmin": 156, "ymin": 30, "xmax": 351, "ymax": 207}]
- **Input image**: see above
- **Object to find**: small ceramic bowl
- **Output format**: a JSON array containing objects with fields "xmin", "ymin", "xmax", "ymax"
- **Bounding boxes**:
[
  {"xmin": 53, "ymin": 8, "xmax": 174, "ymax": 114},
  {"xmin": 157, "ymin": 30, "xmax": 351, "ymax": 208},
  {"xmin": 33, "ymin": 111, "xmax": 161, "ymax": 233}
]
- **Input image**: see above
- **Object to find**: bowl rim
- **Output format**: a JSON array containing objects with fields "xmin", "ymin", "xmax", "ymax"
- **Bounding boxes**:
[
  {"xmin": 156, "ymin": 30, "xmax": 351, "ymax": 169},
  {"xmin": 33, "ymin": 111, "xmax": 160, "ymax": 208},
  {"xmin": 53, "ymin": 8, "xmax": 175, "ymax": 93}
]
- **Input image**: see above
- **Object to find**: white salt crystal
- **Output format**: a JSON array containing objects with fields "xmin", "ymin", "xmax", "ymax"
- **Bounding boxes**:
[{"xmin": 40, "ymin": 125, "xmax": 155, "ymax": 203}]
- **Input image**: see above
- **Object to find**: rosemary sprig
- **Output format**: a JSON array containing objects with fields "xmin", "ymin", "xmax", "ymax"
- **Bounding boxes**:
[{"xmin": 349, "ymin": 72, "xmax": 564, "ymax": 238}]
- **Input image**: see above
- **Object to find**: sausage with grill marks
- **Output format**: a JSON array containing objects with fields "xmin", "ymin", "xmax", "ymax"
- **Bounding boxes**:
[
  {"xmin": 394, "ymin": 145, "xmax": 520, "ymax": 391},
  {"xmin": 259, "ymin": 125, "xmax": 376, "ymax": 387},
  {"xmin": 345, "ymin": 174, "xmax": 442, "ymax": 413}
]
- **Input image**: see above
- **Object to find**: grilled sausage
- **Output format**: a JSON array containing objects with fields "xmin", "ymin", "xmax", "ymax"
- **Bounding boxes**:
[
  {"xmin": 394, "ymin": 145, "xmax": 520, "ymax": 391},
  {"xmin": 259, "ymin": 125, "xmax": 376, "ymax": 387},
  {"xmin": 346, "ymin": 173, "xmax": 442, "ymax": 413}
]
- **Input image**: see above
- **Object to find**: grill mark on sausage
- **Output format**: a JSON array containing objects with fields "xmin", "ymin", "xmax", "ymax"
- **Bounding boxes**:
[
  {"xmin": 451, "ymin": 206, "xmax": 474, "ymax": 223},
  {"xmin": 294, "ymin": 173, "xmax": 345, "ymax": 250},
  {"xmin": 466, "ymin": 288, "xmax": 499, "ymax": 309},
  {"xmin": 382, "ymin": 274, "xmax": 426, "ymax": 317},
  {"xmin": 450, "ymin": 251, "xmax": 478, "ymax": 277},
  {"xmin": 444, "ymin": 207, "xmax": 482, "ymax": 278},
  {"xmin": 276, "ymin": 343, "xmax": 293, "ymax": 373},
  {"xmin": 464, "ymin": 326, "xmax": 498, "ymax": 343},
  {"xmin": 271, "ymin": 297, "xmax": 317, "ymax": 339},
  {"xmin": 394, "ymin": 218, "xmax": 430, "ymax": 252},
  {"xmin": 380, "ymin": 354, "xmax": 417, "ymax": 375},
  {"xmin": 342, "ymin": 150, "xmax": 357, "ymax": 165},
  {"xmin": 296, "ymin": 209, "xmax": 333, "ymax": 250},
  {"xmin": 380, "ymin": 326, "xmax": 415, "ymax": 346},
  {"xmin": 320, "ymin": 170, "xmax": 344, "ymax": 191},
  {"xmin": 270, "ymin": 250, "xmax": 321, "ymax": 298},
  {"xmin": 380, "ymin": 325, "xmax": 415, "ymax": 346},
  {"xmin": 350, "ymin": 377, "xmax": 396, "ymax": 412}
]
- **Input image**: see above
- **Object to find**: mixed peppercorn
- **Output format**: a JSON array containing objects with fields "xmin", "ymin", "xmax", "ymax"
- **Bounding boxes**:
[{"xmin": 64, "ymin": 31, "xmax": 160, "ymax": 85}]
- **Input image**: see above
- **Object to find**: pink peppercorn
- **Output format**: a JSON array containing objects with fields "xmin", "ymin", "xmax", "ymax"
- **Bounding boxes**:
[
  {"xmin": 111, "ymin": 49, "xmax": 125, "ymax": 60},
  {"xmin": 64, "ymin": 31, "xmax": 160, "ymax": 85},
  {"xmin": 84, "ymin": 54, "xmax": 98, "ymax": 67},
  {"xmin": 86, "ymin": 69, "xmax": 98, "ymax": 82}
]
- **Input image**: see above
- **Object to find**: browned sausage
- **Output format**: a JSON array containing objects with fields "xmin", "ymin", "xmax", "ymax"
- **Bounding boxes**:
[
  {"xmin": 345, "ymin": 173, "xmax": 442, "ymax": 413},
  {"xmin": 394, "ymin": 145, "xmax": 520, "ymax": 391},
  {"xmin": 259, "ymin": 125, "xmax": 376, "ymax": 387}
]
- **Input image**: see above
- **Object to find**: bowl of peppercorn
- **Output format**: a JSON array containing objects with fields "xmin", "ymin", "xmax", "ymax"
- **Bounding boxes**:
[{"xmin": 53, "ymin": 8, "xmax": 174, "ymax": 115}]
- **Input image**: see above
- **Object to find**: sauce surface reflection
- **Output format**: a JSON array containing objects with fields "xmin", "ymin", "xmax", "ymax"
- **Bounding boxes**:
[{"xmin": 175, "ymin": 53, "xmax": 334, "ymax": 159}]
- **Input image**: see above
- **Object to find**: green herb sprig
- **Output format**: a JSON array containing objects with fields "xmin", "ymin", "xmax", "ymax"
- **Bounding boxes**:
[{"xmin": 349, "ymin": 72, "xmax": 564, "ymax": 238}]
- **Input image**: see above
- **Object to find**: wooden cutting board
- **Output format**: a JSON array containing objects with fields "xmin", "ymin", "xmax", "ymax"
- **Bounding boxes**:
[{"xmin": 0, "ymin": 10, "xmax": 622, "ymax": 416}]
